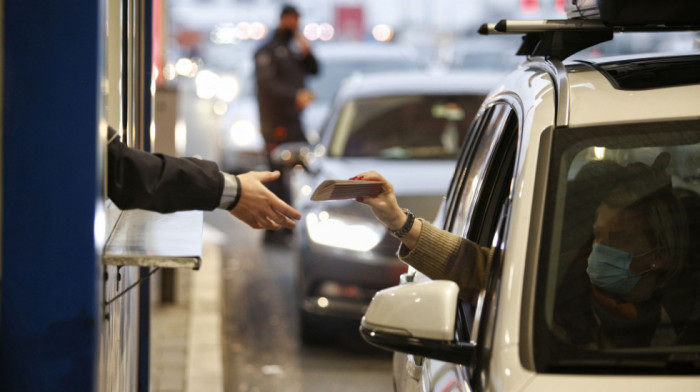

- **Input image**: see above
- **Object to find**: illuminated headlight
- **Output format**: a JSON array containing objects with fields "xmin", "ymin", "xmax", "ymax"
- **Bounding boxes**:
[
  {"xmin": 195, "ymin": 70, "xmax": 219, "ymax": 99},
  {"xmin": 228, "ymin": 120, "xmax": 258, "ymax": 147},
  {"xmin": 306, "ymin": 211, "xmax": 385, "ymax": 251}
]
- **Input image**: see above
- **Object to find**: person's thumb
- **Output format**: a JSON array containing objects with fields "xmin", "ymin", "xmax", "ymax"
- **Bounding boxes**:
[{"xmin": 256, "ymin": 170, "xmax": 281, "ymax": 183}]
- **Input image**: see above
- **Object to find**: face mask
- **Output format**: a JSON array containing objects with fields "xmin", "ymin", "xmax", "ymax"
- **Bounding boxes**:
[
  {"xmin": 586, "ymin": 243, "xmax": 654, "ymax": 296},
  {"xmin": 279, "ymin": 28, "xmax": 294, "ymax": 42}
]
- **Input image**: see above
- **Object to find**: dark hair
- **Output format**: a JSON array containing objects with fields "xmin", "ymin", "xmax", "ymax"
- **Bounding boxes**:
[{"xmin": 281, "ymin": 4, "xmax": 299, "ymax": 17}]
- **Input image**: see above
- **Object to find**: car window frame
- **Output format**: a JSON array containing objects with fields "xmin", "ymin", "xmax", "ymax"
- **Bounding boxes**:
[
  {"xmin": 440, "ymin": 101, "xmax": 521, "ymax": 391},
  {"xmin": 443, "ymin": 104, "xmax": 512, "ymax": 236}
]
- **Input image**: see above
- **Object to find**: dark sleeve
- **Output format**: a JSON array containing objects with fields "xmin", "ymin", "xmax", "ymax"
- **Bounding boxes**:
[
  {"xmin": 301, "ymin": 52, "xmax": 319, "ymax": 75},
  {"xmin": 107, "ymin": 127, "xmax": 224, "ymax": 213},
  {"xmin": 254, "ymin": 49, "xmax": 298, "ymax": 100}
]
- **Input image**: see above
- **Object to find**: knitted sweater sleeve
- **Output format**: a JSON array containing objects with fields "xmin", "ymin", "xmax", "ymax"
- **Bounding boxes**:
[{"xmin": 398, "ymin": 219, "xmax": 492, "ymax": 300}]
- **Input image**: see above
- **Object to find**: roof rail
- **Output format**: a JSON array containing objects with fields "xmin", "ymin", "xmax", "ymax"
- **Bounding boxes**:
[{"xmin": 478, "ymin": 19, "xmax": 700, "ymax": 60}]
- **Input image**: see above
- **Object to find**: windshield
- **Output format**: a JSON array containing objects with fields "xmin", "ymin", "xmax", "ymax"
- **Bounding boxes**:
[
  {"xmin": 328, "ymin": 94, "xmax": 484, "ymax": 159},
  {"xmin": 534, "ymin": 120, "xmax": 700, "ymax": 373}
]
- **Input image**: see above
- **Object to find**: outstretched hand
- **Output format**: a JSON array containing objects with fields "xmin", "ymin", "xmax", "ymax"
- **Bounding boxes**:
[
  {"xmin": 350, "ymin": 170, "xmax": 423, "ymax": 249},
  {"xmin": 230, "ymin": 171, "xmax": 302, "ymax": 230},
  {"xmin": 349, "ymin": 171, "xmax": 406, "ymax": 231}
]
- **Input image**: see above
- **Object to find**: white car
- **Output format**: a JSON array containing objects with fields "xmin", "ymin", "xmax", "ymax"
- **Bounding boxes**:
[{"xmin": 360, "ymin": 9, "xmax": 700, "ymax": 392}]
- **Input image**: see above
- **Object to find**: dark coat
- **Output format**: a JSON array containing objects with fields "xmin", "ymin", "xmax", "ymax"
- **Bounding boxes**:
[
  {"xmin": 107, "ymin": 127, "xmax": 223, "ymax": 213},
  {"xmin": 254, "ymin": 29, "xmax": 319, "ymax": 149}
]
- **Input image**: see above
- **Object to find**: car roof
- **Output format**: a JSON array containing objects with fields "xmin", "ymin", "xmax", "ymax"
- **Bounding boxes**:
[
  {"xmin": 500, "ymin": 52, "xmax": 700, "ymax": 129},
  {"xmin": 334, "ymin": 70, "xmax": 505, "ymax": 100},
  {"xmin": 571, "ymin": 52, "xmax": 700, "ymax": 90}
]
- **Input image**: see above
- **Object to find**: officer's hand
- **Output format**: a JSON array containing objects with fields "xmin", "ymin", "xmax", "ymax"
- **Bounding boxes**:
[
  {"xmin": 295, "ymin": 89, "xmax": 314, "ymax": 110},
  {"xmin": 230, "ymin": 171, "xmax": 302, "ymax": 230}
]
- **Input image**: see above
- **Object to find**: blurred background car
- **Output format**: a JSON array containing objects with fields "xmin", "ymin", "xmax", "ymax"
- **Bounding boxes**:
[
  {"xmin": 216, "ymin": 41, "xmax": 427, "ymax": 174},
  {"xmin": 301, "ymin": 41, "xmax": 428, "ymax": 143},
  {"xmin": 271, "ymin": 70, "xmax": 505, "ymax": 343}
]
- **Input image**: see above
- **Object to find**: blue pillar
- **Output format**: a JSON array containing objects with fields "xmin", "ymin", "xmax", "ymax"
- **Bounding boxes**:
[{"xmin": 1, "ymin": 0, "xmax": 102, "ymax": 390}]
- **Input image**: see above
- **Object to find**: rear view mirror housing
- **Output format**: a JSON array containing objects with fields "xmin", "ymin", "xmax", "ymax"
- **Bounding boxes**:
[{"xmin": 359, "ymin": 280, "xmax": 476, "ymax": 365}]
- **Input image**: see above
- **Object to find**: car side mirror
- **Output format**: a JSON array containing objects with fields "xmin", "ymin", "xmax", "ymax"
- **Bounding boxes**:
[
  {"xmin": 269, "ymin": 142, "xmax": 323, "ymax": 174},
  {"xmin": 359, "ymin": 280, "xmax": 476, "ymax": 365}
]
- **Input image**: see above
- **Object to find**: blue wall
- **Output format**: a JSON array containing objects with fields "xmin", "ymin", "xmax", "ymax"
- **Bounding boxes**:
[{"xmin": 1, "ymin": 0, "xmax": 102, "ymax": 390}]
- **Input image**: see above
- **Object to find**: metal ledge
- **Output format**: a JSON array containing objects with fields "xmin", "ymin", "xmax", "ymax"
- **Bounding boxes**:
[{"xmin": 104, "ymin": 206, "xmax": 203, "ymax": 270}]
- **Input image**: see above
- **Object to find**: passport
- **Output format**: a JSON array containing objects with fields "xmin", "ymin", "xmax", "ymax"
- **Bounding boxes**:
[{"xmin": 310, "ymin": 180, "xmax": 383, "ymax": 201}]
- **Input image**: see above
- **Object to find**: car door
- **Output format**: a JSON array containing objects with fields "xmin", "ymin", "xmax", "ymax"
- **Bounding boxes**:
[{"xmin": 398, "ymin": 101, "xmax": 520, "ymax": 392}]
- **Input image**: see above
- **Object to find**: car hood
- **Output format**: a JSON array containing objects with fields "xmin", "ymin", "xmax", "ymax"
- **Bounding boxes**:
[{"xmin": 310, "ymin": 157, "xmax": 455, "ymax": 220}]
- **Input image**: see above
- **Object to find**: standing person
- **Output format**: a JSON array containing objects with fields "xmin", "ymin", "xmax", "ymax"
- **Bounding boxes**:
[{"xmin": 254, "ymin": 4, "xmax": 319, "ymax": 213}]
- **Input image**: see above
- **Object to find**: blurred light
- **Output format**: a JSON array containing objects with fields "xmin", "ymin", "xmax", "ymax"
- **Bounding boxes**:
[
  {"xmin": 319, "ymin": 23, "xmax": 335, "ymax": 41},
  {"xmin": 372, "ymin": 24, "xmax": 394, "ymax": 42},
  {"xmin": 317, "ymin": 297, "xmax": 329, "ymax": 308},
  {"xmin": 301, "ymin": 185, "xmax": 312, "ymax": 196},
  {"xmin": 303, "ymin": 22, "xmax": 321, "ymax": 41},
  {"xmin": 151, "ymin": 65, "xmax": 158, "ymax": 95},
  {"xmin": 212, "ymin": 101, "xmax": 228, "ymax": 116},
  {"xmin": 150, "ymin": 121, "xmax": 156, "ymax": 147},
  {"xmin": 216, "ymin": 75, "xmax": 240, "ymax": 102},
  {"xmin": 94, "ymin": 202, "xmax": 106, "ymax": 250},
  {"xmin": 555, "ymin": 0, "xmax": 566, "ymax": 14},
  {"xmin": 520, "ymin": 0, "xmax": 540, "ymax": 14},
  {"xmin": 235, "ymin": 21, "xmax": 251, "ymax": 40},
  {"xmin": 175, "ymin": 119, "xmax": 187, "ymax": 156},
  {"xmin": 195, "ymin": 70, "xmax": 220, "ymax": 99},
  {"xmin": 319, "ymin": 282, "xmax": 362, "ymax": 299},
  {"xmin": 594, "ymin": 147, "xmax": 606, "ymax": 160},
  {"xmin": 211, "ymin": 23, "xmax": 237, "ymax": 44},
  {"xmin": 249, "ymin": 22, "xmax": 268, "ymax": 40},
  {"xmin": 175, "ymin": 57, "xmax": 198, "ymax": 77},
  {"xmin": 229, "ymin": 120, "xmax": 258, "ymax": 147},
  {"xmin": 306, "ymin": 212, "xmax": 384, "ymax": 251},
  {"xmin": 163, "ymin": 63, "xmax": 177, "ymax": 81}
]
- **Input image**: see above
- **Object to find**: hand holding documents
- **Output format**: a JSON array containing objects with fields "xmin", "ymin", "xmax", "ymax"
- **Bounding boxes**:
[{"xmin": 310, "ymin": 179, "xmax": 383, "ymax": 201}]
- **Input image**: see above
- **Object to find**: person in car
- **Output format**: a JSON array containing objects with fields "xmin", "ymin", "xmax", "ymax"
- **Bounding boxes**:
[
  {"xmin": 351, "ymin": 156, "xmax": 691, "ymax": 347},
  {"xmin": 555, "ymin": 155, "xmax": 690, "ymax": 347}
]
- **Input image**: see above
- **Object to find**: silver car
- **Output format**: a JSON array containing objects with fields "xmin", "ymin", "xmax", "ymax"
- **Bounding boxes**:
[{"xmin": 273, "ymin": 70, "xmax": 505, "ymax": 343}]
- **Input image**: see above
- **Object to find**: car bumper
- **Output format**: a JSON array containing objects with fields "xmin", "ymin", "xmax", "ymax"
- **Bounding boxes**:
[{"xmin": 297, "ymin": 232, "xmax": 408, "ymax": 320}]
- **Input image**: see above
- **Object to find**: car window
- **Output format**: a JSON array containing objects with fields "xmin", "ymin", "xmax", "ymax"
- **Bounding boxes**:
[
  {"xmin": 535, "ymin": 119, "xmax": 700, "ymax": 374},
  {"xmin": 328, "ymin": 94, "xmax": 485, "ymax": 159},
  {"xmin": 448, "ymin": 105, "xmax": 512, "ymax": 238}
]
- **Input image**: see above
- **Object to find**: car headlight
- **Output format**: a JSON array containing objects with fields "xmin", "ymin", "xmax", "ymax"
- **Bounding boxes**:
[
  {"xmin": 228, "ymin": 120, "xmax": 259, "ymax": 148},
  {"xmin": 306, "ymin": 210, "xmax": 385, "ymax": 252}
]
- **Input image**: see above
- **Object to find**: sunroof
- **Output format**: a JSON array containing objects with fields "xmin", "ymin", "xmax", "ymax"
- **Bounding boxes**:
[{"xmin": 589, "ymin": 55, "xmax": 700, "ymax": 90}]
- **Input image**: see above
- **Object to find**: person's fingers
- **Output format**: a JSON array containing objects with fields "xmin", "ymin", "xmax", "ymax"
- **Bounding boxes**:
[
  {"xmin": 253, "ymin": 170, "xmax": 281, "ymax": 183},
  {"xmin": 265, "ymin": 216, "xmax": 282, "ymax": 230},
  {"xmin": 271, "ymin": 198, "xmax": 302, "ymax": 221},
  {"xmin": 273, "ymin": 209, "xmax": 298, "ymax": 229}
]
